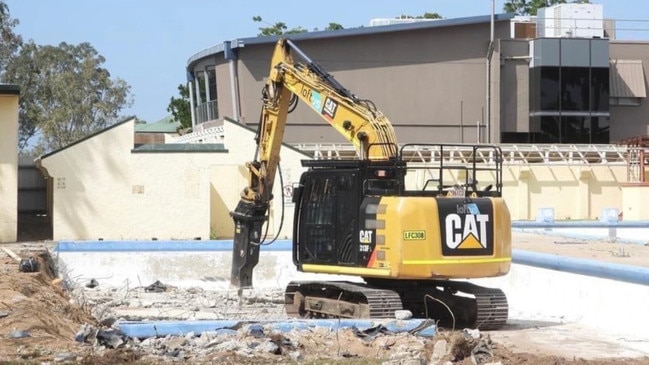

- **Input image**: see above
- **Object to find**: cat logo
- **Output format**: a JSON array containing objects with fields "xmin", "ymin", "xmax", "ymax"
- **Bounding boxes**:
[
  {"xmin": 438, "ymin": 200, "xmax": 494, "ymax": 256},
  {"xmin": 444, "ymin": 213, "xmax": 489, "ymax": 249},
  {"xmin": 322, "ymin": 97, "xmax": 338, "ymax": 120},
  {"xmin": 359, "ymin": 230, "xmax": 373, "ymax": 244}
]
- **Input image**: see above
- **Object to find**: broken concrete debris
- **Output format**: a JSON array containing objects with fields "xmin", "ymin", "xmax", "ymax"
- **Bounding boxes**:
[
  {"xmin": 8, "ymin": 330, "xmax": 30, "ymax": 339},
  {"xmin": 144, "ymin": 280, "xmax": 169, "ymax": 293},
  {"xmin": 74, "ymin": 324, "xmax": 128, "ymax": 349},
  {"xmin": 66, "ymin": 318, "xmax": 498, "ymax": 364},
  {"xmin": 85, "ymin": 278, "xmax": 99, "ymax": 288}
]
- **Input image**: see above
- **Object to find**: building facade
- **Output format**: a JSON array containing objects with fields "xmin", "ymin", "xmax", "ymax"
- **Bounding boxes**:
[{"xmin": 186, "ymin": 9, "xmax": 648, "ymax": 146}]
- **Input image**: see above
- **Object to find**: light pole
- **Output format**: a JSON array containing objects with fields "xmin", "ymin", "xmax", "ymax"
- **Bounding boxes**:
[{"xmin": 486, "ymin": 0, "xmax": 495, "ymax": 143}]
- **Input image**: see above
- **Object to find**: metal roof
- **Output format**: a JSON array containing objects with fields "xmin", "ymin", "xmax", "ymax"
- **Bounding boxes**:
[
  {"xmin": 0, "ymin": 84, "xmax": 20, "ymax": 95},
  {"xmin": 135, "ymin": 115, "xmax": 180, "ymax": 133},
  {"xmin": 187, "ymin": 13, "xmax": 515, "ymax": 71},
  {"xmin": 131, "ymin": 143, "xmax": 227, "ymax": 153},
  {"xmin": 610, "ymin": 59, "xmax": 647, "ymax": 98}
]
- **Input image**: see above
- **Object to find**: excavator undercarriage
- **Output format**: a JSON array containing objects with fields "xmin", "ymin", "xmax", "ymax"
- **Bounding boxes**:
[{"xmin": 284, "ymin": 279, "xmax": 508, "ymax": 330}]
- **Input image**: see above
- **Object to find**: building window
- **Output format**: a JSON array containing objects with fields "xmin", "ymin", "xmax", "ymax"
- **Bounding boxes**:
[
  {"xmin": 561, "ymin": 116, "xmax": 590, "ymax": 144},
  {"xmin": 525, "ymin": 38, "xmax": 610, "ymax": 144},
  {"xmin": 590, "ymin": 67, "xmax": 609, "ymax": 111},
  {"xmin": 561, "ymin": 67, "xmax": 590, "ymax": 111},
  {"xmin": 591, "ymin": 116, "xmax": 610, "ymax": 143}
]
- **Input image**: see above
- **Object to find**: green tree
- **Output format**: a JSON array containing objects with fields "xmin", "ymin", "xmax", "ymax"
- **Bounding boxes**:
[
  {"xmin": 253, "ymin": 16, "xmax": 307, "ymax": 36},
  {"xmin": 397, "ymin": 12, "xmax": 443, "ymax": 19},
  {"xmin": 325, "ymin": 22, "xmax": 344, "ymax": 30},
  {"xmin": 253, "ymin": 16, "xmax": 344, "ymax": 36},
  {"xmin": 167, "ymin": 83, "xmax": 192, "ymax": 130},
  {"xmin": 504, "ymin": 0, "xmax": 590, "ymax": 16},
  {"xmin": 2, "ymin": 41, "xmax": 132, "ymax": 152},
  {"xmin": 0, "ymin": 0, "xmax": 22, "ymax": 73}
]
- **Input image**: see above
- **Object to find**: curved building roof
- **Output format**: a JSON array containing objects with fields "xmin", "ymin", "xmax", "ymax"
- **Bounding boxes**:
[{"xmin": 186, "ymin": 13, "xmax": 515, "ymax": 74}]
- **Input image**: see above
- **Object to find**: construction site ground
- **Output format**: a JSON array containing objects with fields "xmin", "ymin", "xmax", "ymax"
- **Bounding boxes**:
[{"xmin": 1, "ymin": 231, "xmax": 648, "ymax": 364}]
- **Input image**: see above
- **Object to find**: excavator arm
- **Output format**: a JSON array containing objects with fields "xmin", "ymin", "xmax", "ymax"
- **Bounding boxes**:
[{"xmin": 230, "ymin": 38, "xmax": 398, "ymax": 288}]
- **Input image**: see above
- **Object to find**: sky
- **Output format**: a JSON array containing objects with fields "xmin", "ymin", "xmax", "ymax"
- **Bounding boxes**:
[{"xmin": 5, "ymin": 0, "xmax": 649, "ymax": 124}]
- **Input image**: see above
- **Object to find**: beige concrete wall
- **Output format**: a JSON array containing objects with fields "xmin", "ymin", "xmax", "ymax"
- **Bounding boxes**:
[
  {"xmin": 38, "ymin": 117, "xmax": 309, "ymax": 241},
  {"xmin": 39, "ymin": 119, "xmax": 215, "ymax": 240},
  {"xmin": 0, "ymin": 88, "xmax": 19, "ymax": 242},
  {"xmin": 621, "ymin": 185, "xmax": 649, "ymax": 220},
  {"xmin": 404, "ymin": 163, "xmax": 627, "ymax": 221},
  {"xmin": 209, "ymin": 119, "xmax": 309, "ymax": 239}
]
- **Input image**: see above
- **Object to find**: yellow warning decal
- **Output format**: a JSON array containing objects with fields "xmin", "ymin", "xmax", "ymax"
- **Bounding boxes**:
[{"xmin": 403, "ymin": 230, "xmax": 426, "ymax": 240}]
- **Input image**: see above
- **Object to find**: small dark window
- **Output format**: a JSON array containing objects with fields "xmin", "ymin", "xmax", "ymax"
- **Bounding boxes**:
[
  {"xmin": 561, "ymin": 67, "xmax": 590, "ymax": 112},
  {"xmin": 540, "ymin": 67, "xmax": 561, "ymax": 111},
  {"xmin": 538, "ymin": 116, "xmax": 561, "ymax": 143},
  {"xmin": 591, "ymin": 67, "xmax": 609, "ymax": 112},
  {"xmin": 501, "ymin": 132, "xmax": 531, "ymax": 143}
]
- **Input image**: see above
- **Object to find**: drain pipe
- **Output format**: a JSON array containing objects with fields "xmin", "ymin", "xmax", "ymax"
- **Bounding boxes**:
[
  {"xmin": 513, "ymin": 249, "xmax": 649, "ymax": 286},
  {"xmin": 186, "ymin": 71, "xmax": 196, "ymax": 129}
]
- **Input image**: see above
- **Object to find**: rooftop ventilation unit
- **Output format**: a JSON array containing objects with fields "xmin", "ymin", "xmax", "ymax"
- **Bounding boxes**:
[{"xmin": 537, "ymin": 3, "xmax": 604, "ymax": 38}]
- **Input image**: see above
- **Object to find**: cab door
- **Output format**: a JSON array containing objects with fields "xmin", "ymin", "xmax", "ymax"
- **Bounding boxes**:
[{"xmin": 294, "ymin": 170, "xmax": 359, "ymax": 266}]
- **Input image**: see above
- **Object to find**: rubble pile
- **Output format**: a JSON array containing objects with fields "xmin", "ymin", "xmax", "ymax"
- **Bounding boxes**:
[{"xmin": 4, "ymin": 247, "xmax": 648, "ymax": 364}]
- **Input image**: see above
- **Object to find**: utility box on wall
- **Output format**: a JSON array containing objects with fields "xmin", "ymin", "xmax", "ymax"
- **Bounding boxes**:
[{"xmin": 0, "ymin": 85, "xmax": 20, "ymax": 243}]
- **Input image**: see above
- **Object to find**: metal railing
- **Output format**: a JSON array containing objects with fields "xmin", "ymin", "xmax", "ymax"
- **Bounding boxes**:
[
  {"xmin": 195, "ymin": 100, "xmax": 219, "ymax": 124},
  {"xmin": 170, "ymin": 126, "xmax": 225, "ymax": 144},
  {"xmin": 292, "ymin": 143, "xmax": 629, "ymax": 165},
  {"xmin": 168, "ymin": 127, "xmax": 630, "ymax": 166}
]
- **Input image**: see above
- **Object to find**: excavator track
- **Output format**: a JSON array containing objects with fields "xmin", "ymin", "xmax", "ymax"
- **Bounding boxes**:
[
  {"xmin": 285, "ymin": 279, "xmax": 508, "ymax": 330},
  {"xmin": 444, "ymin": 281, "xmax": 508, "ymax": 330},
  {"xmin": 284, "ymin": 281, "xmax": 403, "ymax": 319}
]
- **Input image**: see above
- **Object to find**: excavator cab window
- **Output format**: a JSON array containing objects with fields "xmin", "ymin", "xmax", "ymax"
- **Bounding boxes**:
[
  {"xmin": 300, "ymin": 176, "xmax": 336, "ymax": 262},
  {"xmin": 295, "ymin": 167, "xmax": 360, "ymax": 266},
  {"xmin": 365, "ymin": 178, "xmax": 398, "ymax": 196}
]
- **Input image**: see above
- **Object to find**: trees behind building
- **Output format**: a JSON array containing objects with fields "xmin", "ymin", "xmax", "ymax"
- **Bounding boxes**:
[{"xmin": 0, "ymin": 1, "xmax": 132, "ymax": 154}]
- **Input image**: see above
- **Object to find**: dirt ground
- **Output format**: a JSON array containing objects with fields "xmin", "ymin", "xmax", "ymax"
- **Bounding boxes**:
[
  {"xmin": 1, "ymin": 235, "xmax": 649, "ymax": 364},
  {"xmin": 514, "ymin": 231, "xmax": 649, "ymax": 268},
  {"xmin": 0, "ymin": 248, "xmax": 95, "ymax": 362}
]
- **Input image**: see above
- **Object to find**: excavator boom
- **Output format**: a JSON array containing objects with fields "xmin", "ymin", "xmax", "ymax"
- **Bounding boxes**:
[{"xmin": 231, "ymin": 38, "xmax": 400, "ymax": 287}]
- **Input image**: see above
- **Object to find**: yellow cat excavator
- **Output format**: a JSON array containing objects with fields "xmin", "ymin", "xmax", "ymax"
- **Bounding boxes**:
[{"xmin": 230, "ymin": 38, "xmax": 511, "ymax": 329}]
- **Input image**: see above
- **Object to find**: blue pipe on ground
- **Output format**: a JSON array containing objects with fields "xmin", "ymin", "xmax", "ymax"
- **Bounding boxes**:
[
  {"xmin": 512, "ymin": 249, "xmax": 649, "ymax": 286},
  {"xmin": 512, "ymin": 221, "xmax": 649, "ymax": 228},
  {"xmin": 117, "ymin": 319, "xmax": 436, "ymax": 339}
]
